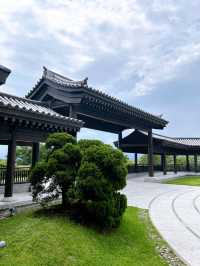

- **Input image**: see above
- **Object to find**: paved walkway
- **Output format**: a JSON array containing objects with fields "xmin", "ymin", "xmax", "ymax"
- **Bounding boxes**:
[
  {"xmin": 0, "ymin": 193, "xmax": 32, "ymax": 212},
  {"xmin": 124, "ymin": 172, "xmax": 200, "ymax": 266}
]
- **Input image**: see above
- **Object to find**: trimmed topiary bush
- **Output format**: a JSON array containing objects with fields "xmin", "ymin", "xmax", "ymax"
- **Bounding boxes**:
[
  {"xmin": 31, "ymin": 134, "xmax": 127, "ymax": 230},
  {"xmin": 71, "ymin": 142, "xmax": 127, "ymax": 229}
]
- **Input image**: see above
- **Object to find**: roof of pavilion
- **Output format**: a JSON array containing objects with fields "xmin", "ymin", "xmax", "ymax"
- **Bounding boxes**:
[
  {"xmin": 0, "ymin": 91, "xmax": 83, "ymax": 131},
  {"xmin": 26, "ymin": 67, "xmax": 168, "ymax": 131},
  {"xmin": 116, "ymin": 130, "xmax": 200, "ymax": 154},
  {"xmin": 0, "ymin": 65, "xmax": 11, "ymax": 85}
]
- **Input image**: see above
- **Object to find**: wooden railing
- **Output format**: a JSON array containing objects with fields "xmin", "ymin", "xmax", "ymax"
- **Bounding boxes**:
[
  {"xmin": 0, "ymin": 166, "xmax": 30, "ymax": 185},
  {"xmin": 128, "ymin": 164, "xmax": 200, "ymax": 173},
  {"xmin": 128, "ymin": 164, "xmax": 162, "ymax": 173}
]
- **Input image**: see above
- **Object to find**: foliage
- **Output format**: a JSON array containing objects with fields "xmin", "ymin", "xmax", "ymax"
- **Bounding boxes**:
[
  {"xmin": 139, "ymin": 154, "xmax": 195, "ymax": 166},
  {"xmin": 139, "ymin": 154, "xmax": 161, "ymax": 165},
  {"xmin": 15, "ymin": 144, "xmax": 47, "ymax": 166},
  {"xmin": 0, "ymin": 159, "xmax": 6, "ymax": 167},
  {"xmin": 31, "ymin": 134, "xmax": 127, "ymax": 229},
  {"xmin": 71, "ymin": 142, "xmax": 127, "ymax": 229},
  {"xmin": 39, "ymin": 144, "xmax": 48, "ymax": 162},
  {"xmin": 125, "ymin": 158, "xmax": 134, "ymax": 167},
  {"xmin": 31, "ymin": 133, "xmax": 81, "ymax": 207},
  {"xmin": 16, "ymin": 146, "xmax": 32, "ymax": 165},
  {"xmin": 46, "ymin": 132, "xmax": 76, "ymax": 155}
]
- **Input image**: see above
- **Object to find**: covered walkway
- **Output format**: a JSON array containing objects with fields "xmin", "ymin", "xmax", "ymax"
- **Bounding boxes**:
[{"xmin": 118, "ymin": 130, "xmax": 200, "ymax": 177}]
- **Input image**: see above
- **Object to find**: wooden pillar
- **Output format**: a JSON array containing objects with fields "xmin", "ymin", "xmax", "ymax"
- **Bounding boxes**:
[
  {"xmin": 118, "ymin": 131, "xmax": 122, "ymax": 148},
  {"xmin": 148, "ymin": 129, "xmax": 154, "ymax": 177},
  {"xmin": 161, "ymin": 154, "xmax": 164, "ymax": 171},
  {"xmin": 173, "ymin": 155, "xmax": 177, "ymax": 173},
  {"xmin": 186, "ymin": 155, "xmax": 190, "ymax": 171},
  {"xmin": 70, "ymin": 130, "xmax": 77, "ymax": 139},
  {"xmin": 69, "ymin": 105, "xmax": 77, "ymax": 139},
  {"xmin": 32, "ymin": 142, "xmax": 40, "ymax": 168},
  {"xmin": 134, "ymin": 153, "xmax": 138, "ymax": 172},
  {"xmin": 163, "ymin": 154, "xmax": 167, "ymax": 175},
  {"xmin": 194, "ymin": 154, "xmax": 198, "ymax": 173},
  {"xmin": 4, "ymin": 131, "xmax": 16, "ymax": 197},
  {"xmin": 69, "ymin": 104, "xmax": 77, "ymax": 119}
]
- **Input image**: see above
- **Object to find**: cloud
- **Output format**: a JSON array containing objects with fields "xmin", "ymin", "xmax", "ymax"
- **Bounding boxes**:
[{"xmin": 1, "ymin": 0, "xmax": 200, "ymax": 99}]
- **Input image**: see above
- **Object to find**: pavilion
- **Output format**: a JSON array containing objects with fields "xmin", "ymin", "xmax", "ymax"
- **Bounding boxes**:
[
  {"xmin": 1, "ymin": 65, "xmax": 198, "ymax": 198},
  {"xmin": 26, "ymin": 67, "xmax": 168, "ymax": 177},
  {"xmin": 117, "ymin": 130, "xmax": 200, "ymax": 175},
  {"xmin": 0, "ymin": 65, "xmax": 83, "ymax": 197}
]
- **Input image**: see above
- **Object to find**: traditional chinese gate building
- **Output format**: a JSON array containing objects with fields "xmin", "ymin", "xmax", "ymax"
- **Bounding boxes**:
[{"xmin": 26, "ymin": 67, "xmax": 168, "ymax": 178}]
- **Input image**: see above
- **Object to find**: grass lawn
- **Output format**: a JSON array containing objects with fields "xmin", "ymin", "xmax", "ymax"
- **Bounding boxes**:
[
  {"xmin": 0, "ymin": 207, "xmax": 170, "ymax": 266},
  {"xmin": 165, "ymin": 175, "xmax": 200, "ymax": 186}
]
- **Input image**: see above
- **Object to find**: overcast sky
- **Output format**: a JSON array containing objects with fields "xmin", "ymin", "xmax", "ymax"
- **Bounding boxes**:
[{"xmin": 1, "ymin": 0, "xmax": 200, "ymax": 158}]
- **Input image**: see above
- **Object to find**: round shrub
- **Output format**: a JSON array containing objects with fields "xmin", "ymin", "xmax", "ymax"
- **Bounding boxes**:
[
  {"xmin": 78, "ymin": 139, "xmax": 103, "ymax": 152},
  {"xmin": 72, "ymin": 143, "xmax": 127, "ymax": 230}
]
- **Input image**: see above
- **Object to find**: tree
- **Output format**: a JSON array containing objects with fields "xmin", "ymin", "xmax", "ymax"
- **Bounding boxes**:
[
  {"xmin": 139, "ymin": 154, "xmax": 161, "ymax": 165},
  {"xmin": 70, "ymin": 140, "xmax": 127, "ymax": 229},
  {"xmin": 30, "ymin": 133, "xmax": 82, "ymax": 207},
  {"xmin": 31, "ymin": 136, "xmax": 127, "ymax": 230},
  {"xmin": 16, "ymin": 144, "xmax": 47, "ymax": 166},
  {"xmin": 16, "ymin": 146, "xmax": 32, "ymax": 165}
]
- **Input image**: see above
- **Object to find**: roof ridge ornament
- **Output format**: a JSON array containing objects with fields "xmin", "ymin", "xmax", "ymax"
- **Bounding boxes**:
[
  {"xmin": 43, "ymin": 66, "xmax": 47, "ymax": 78},
  {"xmin": 82, "ymin": 77, "xmax": 88, "ymax": 86}
]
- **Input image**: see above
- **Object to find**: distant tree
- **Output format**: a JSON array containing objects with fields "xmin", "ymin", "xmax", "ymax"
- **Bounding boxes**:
[
  {"xmin": 0, "ymin": 159, "xmax": 6, "ymax": 167},
  {"xmin": 16, "ymin": 146, "xmax": 32, "ymax": 165},
  {"xmin": 16, "ymin": 144, "xmax": 47, "ymax": 166},
  {"xmin": 139, "ymin": 154, "xmax": 196, "ymax": 168},
  {"xmin": 139, "ymin": 154, "xmax": 161, "ymax": 165}
]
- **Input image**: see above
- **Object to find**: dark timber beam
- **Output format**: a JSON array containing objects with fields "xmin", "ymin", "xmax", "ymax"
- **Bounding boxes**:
[
  {"xmin": 4, "ymin": 130, "xmax": 16, "ymax": 197},
  {"xmin": 163, "ymin": 154, "xmax": 167, "ymax": 175},
  {"xmin": 32, "ymin": 142, "xmax": 40, "ymax": 168},
  {"xmin": 148, "ymin": 129, "xmax": 154, "ymax": 177},
  {"xmin": 134, "ymin": 153, "xmax": 138, "ymax": 172},
  {"xmin": 186, "ymin": 155, "xmax": 190, "ymax": 172},
  {"xmin": 194, "ymin": 154, "xmax": 198, "ymax": 173},
  {"xmin": 173, "ymin": 155, "xmax": 177, "ymax": 174}
]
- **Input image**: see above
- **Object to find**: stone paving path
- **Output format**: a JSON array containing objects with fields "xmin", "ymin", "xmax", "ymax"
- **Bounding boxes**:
[{"xmin": 124, "ymin": 173, "xmax": 200, "ymax": 266}]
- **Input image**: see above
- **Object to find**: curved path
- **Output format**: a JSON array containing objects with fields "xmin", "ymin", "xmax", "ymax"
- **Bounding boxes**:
[{"xmin": 124, "ymin": 174, "xmax": 200, "ymax": 266}]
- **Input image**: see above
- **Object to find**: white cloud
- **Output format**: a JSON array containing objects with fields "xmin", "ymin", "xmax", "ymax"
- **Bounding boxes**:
[{"xmin": 1, "ymin": 0, "xmax": 200, "ymax": 98}]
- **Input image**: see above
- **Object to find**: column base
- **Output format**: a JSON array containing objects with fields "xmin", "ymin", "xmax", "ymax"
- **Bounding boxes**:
[{"xmin": 1, "ymin": 196, "xmax": 14, "ymax": 202}]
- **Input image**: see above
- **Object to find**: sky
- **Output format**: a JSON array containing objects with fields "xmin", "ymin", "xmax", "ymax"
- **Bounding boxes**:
[{"xmin": 1, "ymin": 0, "xmax": 200, "ymax": 158}]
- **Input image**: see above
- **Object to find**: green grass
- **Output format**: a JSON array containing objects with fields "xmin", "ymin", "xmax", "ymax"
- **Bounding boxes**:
[
  {"xmin": 0, "ymin": 207, "xmax": 168, "ymax": 266},
  {"xmin": 165, "ymin": 176, "xmax": 200, "ymax": 186}
]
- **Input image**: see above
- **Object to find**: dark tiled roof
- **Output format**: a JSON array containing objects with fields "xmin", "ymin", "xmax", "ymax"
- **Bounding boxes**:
[
  {"xmin": 141, "ymin": 131, "xmax": 200, "ymax": 147},
  {"xmin": 0, "ymin": 91, "xmax": 83, "ymax": 127},
  {"xmin": 0, "ymin": 65, "xmax": 11, "ymax": 85},
  {"xmin": 26, "ymin": 67, "xmax": 168, "ymax": 127},
  {"xmin": 174, "ymin": 138, "xmax": 200, "ymax": 146},
  {"xmin": 43, "ymin": 67, "xmax": 88, "ymax": 87},
  {"xmin": 0, "ymin": 65, "xmax": 11, "ymax": 73}
]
